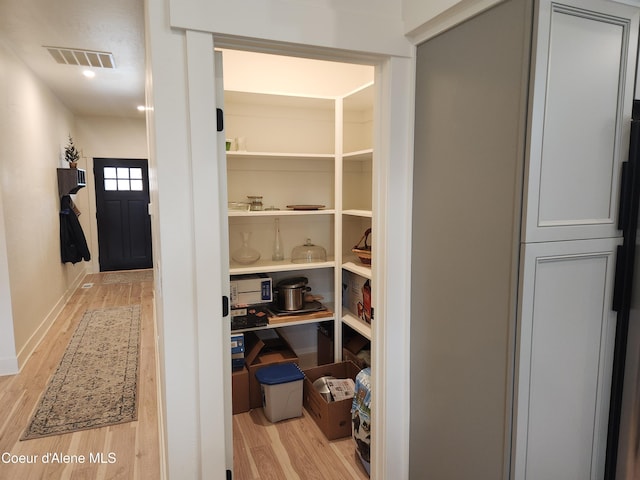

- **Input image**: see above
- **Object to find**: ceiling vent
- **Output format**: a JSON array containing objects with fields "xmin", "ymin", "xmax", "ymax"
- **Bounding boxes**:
[{"xmin": 45, "ymin": 47, "xmax": 116, "ymax": 69}]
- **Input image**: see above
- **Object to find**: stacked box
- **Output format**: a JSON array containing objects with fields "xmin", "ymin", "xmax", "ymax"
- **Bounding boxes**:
[
  {"xmin": 232, "ymin": 367, "xmax": 250, "ymax": 414},
  {"xmin": 244, "ymin": 330, "xmax": 299, "ymax": 409},
  {"xmin": 231, "ymin": 333, "xmax": 245, "ymax": 369},
  {"xmin": 230, "ymin": 274, "xmax": 273, "ymax": 306}
]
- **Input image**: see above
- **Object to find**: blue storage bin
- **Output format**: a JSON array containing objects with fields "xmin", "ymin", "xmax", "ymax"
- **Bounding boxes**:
[{"xmin": 255, "ymin": 363, "xmax": 304, "ymax": 385}]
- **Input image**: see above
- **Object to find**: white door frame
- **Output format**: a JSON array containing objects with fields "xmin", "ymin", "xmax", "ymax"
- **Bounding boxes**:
[{"xmin": 181, "ymin": 31, "xmax": 415, "ymax": 479}]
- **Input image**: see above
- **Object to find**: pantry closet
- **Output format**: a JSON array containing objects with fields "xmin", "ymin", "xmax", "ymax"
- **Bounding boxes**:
[{"xmin": 220, "ymin": 48, "xmax": 376, "ymax": 477}]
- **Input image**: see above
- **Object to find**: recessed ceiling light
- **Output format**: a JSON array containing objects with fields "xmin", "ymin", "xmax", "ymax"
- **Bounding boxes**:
[
  {"xmin": 82, "ymin": 70, "xmax": 95, "ymax": 78},
  {"xmin": 137, "ymin": 105, "xmax": 153, "ymax": 112}
]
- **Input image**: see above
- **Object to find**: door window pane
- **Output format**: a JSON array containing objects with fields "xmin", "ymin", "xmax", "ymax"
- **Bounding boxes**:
[{"xmin": 103, "ymin": 165, "xmax": 144, "ymax": 191}]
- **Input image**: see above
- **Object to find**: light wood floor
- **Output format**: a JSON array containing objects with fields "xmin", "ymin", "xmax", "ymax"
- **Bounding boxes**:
[
  {"xmin": 0, "ymin": 270, "xmax": 368, "ymax": 480},
  {"xmin": 233, "ymin": 407, "xmax": 369, "ymax": 479},
  {"xmin": 0, "ymin": 271, "xmax": 160, "ymax": 480}
]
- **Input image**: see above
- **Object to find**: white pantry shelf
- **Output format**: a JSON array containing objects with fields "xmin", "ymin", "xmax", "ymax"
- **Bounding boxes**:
[
  {"xmin": 343, "ymin": 148, "xmax": 373, "ymax": 161},
  {"xmin": 342, "ymin": 312, "xmax": 372, "ymax": 340},
  {"xmin": 342, "ymin": 260, "xmax": 371, "ymax": 279},
  {"xmin": 230, "ymin": 258, "xmax": 335, "ymax": 275},
  {"xmin": 229, "ymin": 209, "xmax": 335, "ymax": 217},
  {"xmin": 343, "ymin": 209, "xmax": 372, "ymax": 218},
  {"xmin": 232, "ymin": 309, "xmax": 336, "ymax": 333},
  {"xmin": 227, "ymin": 151, "xmax": 334, "ymax": 160}
]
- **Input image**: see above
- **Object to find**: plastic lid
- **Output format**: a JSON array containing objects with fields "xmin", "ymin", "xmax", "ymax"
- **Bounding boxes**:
[
  {"xmin": 276, "ymin": 277, "xmax": 308, "ymax": 289},
  {"xmin": 255, "ymin": 363, "xmax": 304, "ymax": 385}
]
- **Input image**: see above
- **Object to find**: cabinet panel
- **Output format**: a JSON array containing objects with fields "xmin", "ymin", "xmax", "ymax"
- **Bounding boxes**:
[
  {"xmin": 524, "ymin": 1, "xmax": 638, "ymax": 242},
  {"xmin": 514, "ymin": 238, "xmax": 619, "ymax": 479}
]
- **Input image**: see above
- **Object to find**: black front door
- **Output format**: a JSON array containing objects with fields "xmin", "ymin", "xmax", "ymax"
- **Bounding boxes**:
[{"xmin": 94, "ymin": 158, "xmax": 152, "ymax": 271}]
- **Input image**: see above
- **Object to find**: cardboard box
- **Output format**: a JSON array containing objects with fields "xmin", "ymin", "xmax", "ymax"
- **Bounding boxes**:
[
  {"xmin": 232, "ymin": 367, "xmax": 250, "ymax": 414},
  {"xmin": 342, "ymin": 333, "xmax": 370, "ymax": 369},
  {"xmin": 317, "ymin": 324, "xmax": 334, "ymax": 365},
  {"xmin": 342, "ymin": 348, "xmax": 369, "ymax": 369},
  {"xmin": 245, "ymin": 330, "xmax": 299, "ymax": 409},
  {"xmin": 303, "ymin": 361, "xmax": 362, "ymax": 440},
  {"xmin": 230, "ymin": 274, "xmax": 273, "ymax": 306},
  {"xmin": 342, "ymin": 271, "xmax": 373, "ymax": 323}
]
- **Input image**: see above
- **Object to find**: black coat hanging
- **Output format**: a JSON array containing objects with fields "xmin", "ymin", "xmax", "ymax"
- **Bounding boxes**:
[{"xmin": 60, "ymin": 195, "xmax": 91, "ymax": 264}]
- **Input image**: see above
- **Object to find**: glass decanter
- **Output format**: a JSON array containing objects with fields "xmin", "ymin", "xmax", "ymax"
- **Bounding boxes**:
[{"xmin": 231, "ymin": 231, "xmax": 260, "ymax": 264}]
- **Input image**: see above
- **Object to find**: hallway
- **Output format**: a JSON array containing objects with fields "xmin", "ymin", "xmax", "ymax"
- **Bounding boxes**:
[{"xmin": 0, "ymin": 270, "xmax": 160, "ymax": 479}]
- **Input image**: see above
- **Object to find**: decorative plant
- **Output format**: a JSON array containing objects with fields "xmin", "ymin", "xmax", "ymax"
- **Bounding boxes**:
[{"xmin": 64, "ymin": 134, "xmax": 80, "ymax": 165}]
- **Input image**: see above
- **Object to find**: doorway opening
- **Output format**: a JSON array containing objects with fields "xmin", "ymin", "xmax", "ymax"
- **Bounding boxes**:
[
  {"xmin": 220, "ymin": 47, "xmax": 374, "ymax": 479},
  {"xmin": 93, "ymin": 158, "xmax": 153, "ymax": 272}
]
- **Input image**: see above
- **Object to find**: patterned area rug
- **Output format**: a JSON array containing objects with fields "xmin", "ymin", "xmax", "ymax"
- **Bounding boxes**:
[
  {"xmin": 21, "ymin": 305, "xmax": 141, "ymax": 440},
  {"xmin": 102, "ymin": 269, "xmax": 153, "ymax": 284}
]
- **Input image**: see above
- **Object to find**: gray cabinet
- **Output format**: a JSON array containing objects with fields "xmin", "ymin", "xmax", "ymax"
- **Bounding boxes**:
[
  {"xmin": 514, "ymin": 2, "xmax": 637, "ymax": 479},
  {"xmin": 514, "ymin": 238, "xmax": 620, "ymax": 479},
  {"xmin": 523, "ymin": 1, "xmax": 637, "ymax": 243},
  {"xmin": 410, "ymin": 0, "xmax": 638, "ymax": 478}
]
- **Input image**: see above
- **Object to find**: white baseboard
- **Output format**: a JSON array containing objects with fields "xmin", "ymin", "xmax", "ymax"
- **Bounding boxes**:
[
  {"xmin": 16, "ymin": 268, "xmax": 87, "ymax": 370},
  {"xmin": 0, "ymin": 356, "xmax": 19, "ymax": 376}
]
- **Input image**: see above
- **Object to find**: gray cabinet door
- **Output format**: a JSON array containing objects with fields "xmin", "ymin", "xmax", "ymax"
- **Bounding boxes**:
[
  {"xmin": 513, "ymin": 237, "xmax": 619, "ymax": 479},
  {"xmin": 523, "ymin": 0, "xmax": 639, "ymax": 243}
]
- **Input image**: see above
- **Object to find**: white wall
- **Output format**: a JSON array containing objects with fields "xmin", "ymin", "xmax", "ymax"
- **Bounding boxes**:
[
  {"xmin": 403, "ymin": 0, "xmax": 465, "ymax": 30},
  {"xmin": 169, "ymin": 0, "xmax": 411, "ymax": 58},
  {"xmin": 0, "ymin": 38, "xmax": 90, "ymax": 372},
  {"xmin": 403, "ymin": 0, "xmax": 503, "ymax": 42},
  {"xmin": 0, "ymin": 39, "xmax": 148, "ymax": 375},
  {"xmin": 0, "ymin": 185, "xmax": 18, "ymax": 374}
]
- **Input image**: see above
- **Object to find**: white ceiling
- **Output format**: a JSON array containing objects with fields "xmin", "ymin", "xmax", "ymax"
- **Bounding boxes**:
[
  {"xmin": 0, "ymin": 0, "xmax": 146, "ymax": 118},
  {"xmin": 0, "ymin": 0, "xmax": 374, "ymax": 119},
  {"xmin": 221, "ymin": 49, "xmax": 374, "ymax": 100}
]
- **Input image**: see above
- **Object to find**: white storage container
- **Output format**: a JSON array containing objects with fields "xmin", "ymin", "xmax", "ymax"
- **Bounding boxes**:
[{"xmin": 255, "ymin": 363, "xmax": 304, "ymax": 422}]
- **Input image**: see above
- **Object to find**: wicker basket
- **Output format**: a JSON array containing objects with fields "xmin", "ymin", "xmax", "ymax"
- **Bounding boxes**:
[{"xmin": 352, "ymin": 228, "xmax": 372, "ymax": 265}]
